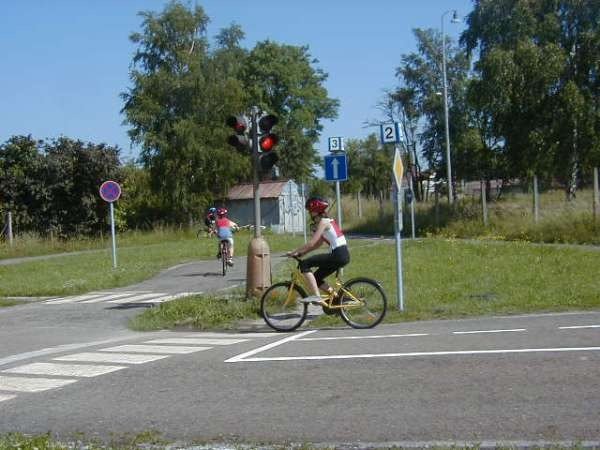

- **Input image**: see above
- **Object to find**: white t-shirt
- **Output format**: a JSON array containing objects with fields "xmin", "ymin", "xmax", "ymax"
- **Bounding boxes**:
[{"xmin": 320, "ymin": 218, "xmax": 347, "ymax": 250}]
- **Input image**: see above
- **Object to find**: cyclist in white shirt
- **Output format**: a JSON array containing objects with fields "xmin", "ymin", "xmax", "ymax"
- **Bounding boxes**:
[{"xmin": 287, "ymin": 197, "xmax": 350, "ymax": 304}]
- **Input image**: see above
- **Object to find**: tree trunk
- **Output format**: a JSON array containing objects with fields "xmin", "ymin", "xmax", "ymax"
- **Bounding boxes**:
[{"xmin": 566, "ymin": 136, "xmax": 578, "ymax": 201}]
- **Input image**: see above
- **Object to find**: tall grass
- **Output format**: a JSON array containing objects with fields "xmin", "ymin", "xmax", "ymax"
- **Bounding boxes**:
[{"xmin": 343, "ymin": 188, "xmax": 600, "ymax": 244}]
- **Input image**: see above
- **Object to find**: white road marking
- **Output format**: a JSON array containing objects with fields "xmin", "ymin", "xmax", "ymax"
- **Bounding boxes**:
[
  {"xmin": 44, "ymin": 293, "xmax": 107, "ymax": 304},
  {"xmin": 181, "ymin": 332, "xmax": 275, "ymax": 338},
  {"xmin": 229, "ymin": 347, "xmax": 600, "ymax": 363},
  {"xmin": 0, "ymin": 393, "xmax": 17, "ymax": 402},
  {"xmin": 0, "ymin": 335, "xmax": 146, "ymax": 368},
  {"xmin": 3, "ymin": 362, "xmax": 125, "ymax": 377},
  {"xmin": 79, "ymin": 292, "xmax": 143, "ymax": 303},
  {"xmin": 298, "ymin": 333, "xmax": 429, "ymax": 341},
  {"xmin": 136, "ymin": 292, "xmax": 200, "ymax": 304},
  {"xmin": 98, "ymin": 344, "xmax": 210, "ymax": 354},
  {"xmin": 225, "ymin": 330, "xmax": 315, "ymax": 363},
  {"xmin": 145, "ymin": 338, "xmax": 248, "ymax": 345},
  {"xmin": 559, "ymin": 324, "xmax": 600, "ymax": 330},
  {"xmin": 0, "ymin": 376, "xmax": 77, "ymax": 392},
  {"xmin": 107, "ymin": 292, "xmax": 167, "ymax": 303},
  {"xmin": 452, "ymin": 328, "xmax": 526, "ymax": 335},
  {"xmin": 54, "ymin": 352, "xmax": 169, "ymax": 364}
]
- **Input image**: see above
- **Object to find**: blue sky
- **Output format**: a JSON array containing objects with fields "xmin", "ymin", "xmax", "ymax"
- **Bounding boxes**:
[{"xmin": 0, "ymin": 0, "xmax": 471, "ymax": 162}]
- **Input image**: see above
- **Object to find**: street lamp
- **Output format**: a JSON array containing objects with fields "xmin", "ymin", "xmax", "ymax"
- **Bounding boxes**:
[{"xmin": 441, "ymin": 9, "xmax": 460, "ymax": 203}]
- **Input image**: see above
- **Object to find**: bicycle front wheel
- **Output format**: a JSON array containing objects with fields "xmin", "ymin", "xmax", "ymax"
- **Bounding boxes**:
[
  {"xmin": 261, "ymin": 282, "xmax": 308, "ymax": 332},
  {"xmin": 339, "ymin": 278, "xmax": 387, "ymax": 329}
]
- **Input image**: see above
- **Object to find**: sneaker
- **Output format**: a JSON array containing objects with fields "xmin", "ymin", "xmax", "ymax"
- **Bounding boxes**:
[
  {"xmin": 300, "ymin": 295, "xmax": 324, "ymax": 304},
  {"xmin": 227, "ymin": 258, "xmax": 234, "ymax": 267}
]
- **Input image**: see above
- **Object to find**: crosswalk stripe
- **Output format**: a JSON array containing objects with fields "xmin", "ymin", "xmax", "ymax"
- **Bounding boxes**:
[
  {"xmin": 78, "ymin": 292, "xmax": 147, "ymax": 304},
  {"xmin": 2, "ymin": 362, "xmax": 125, "ymax": 378},
  {"xmin": 107, "ymin": 292, "xmax": 168, "ymax": 303},
  {"xmin": 136, "ymin": 292, "xmax": 200, "ymax": 304},
  {"xmin": 0, "ymin": 393, "xmax": 17, "ymax": 402},
  {"xmin": 0, "ymin": 376, "xmax": 77, "ymax": 392},
  {"xmin": 98, "ymin": 345, "xmax": 211, "ymax": 354},
  {"xmin": 53, "ymin": 352, "xmax": 169, "ymax": 364},
  {"xmin": 45, "ymin": 293, "xmax": 107, "ymax": 304},
  {"xmin": 146, "ymin": 338, "xmax": 248, "ymax": 345},
  {"xmin": 181, "ymin": 332, "xmax": 275, "ymax": 338}
]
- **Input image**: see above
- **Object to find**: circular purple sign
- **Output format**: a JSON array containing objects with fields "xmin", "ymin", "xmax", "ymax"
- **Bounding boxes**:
[{"xmin": 99, "ymin": 180, "xmax": 121, "ymax": 202}]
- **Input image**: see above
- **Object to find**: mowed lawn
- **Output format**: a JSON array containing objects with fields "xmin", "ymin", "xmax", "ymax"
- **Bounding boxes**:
[{"xmin": 2, "ymin": 236, "xmax": 599, "ymax": 324}]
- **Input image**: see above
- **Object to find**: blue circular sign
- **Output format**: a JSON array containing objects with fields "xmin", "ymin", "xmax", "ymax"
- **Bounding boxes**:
[{"xmin": 99, "ymin": 180, "xmax": 121, "ymax": 202}]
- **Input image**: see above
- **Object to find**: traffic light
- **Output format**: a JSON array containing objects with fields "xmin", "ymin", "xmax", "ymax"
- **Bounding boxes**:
[
  {"xmin": 257, "ymin": 114, "xmax": 279, "ymax": 176},
  {"xmin": 226, "ymin": 115, "xmax": 250, "ymax": 152}
]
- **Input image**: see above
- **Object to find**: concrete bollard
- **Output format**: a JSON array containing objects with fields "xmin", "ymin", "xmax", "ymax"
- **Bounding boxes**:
[{"xmin": 246, "ymin": 237, "xmax": 271, "ymax": 299}]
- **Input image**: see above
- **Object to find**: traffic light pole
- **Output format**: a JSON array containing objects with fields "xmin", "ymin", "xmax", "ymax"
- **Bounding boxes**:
[
  {"xmin": 246, "ymin": 106, "xmax": 272, "ymax": 298},
  {"xmin": 251, "ymin": 107, "xmax": 261, "ymax": 238}
]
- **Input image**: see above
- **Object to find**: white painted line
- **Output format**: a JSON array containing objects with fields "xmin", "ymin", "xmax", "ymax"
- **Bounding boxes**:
[
  {"xmin": 452, "ymin": 328, "xmax": 526, "ymax": 335},
  {"xmin": 0, "ymin": 393, "xmax": 17, "ymax": 402},
  {"xmin": 299, "ymin": 333, "xmax": 429, "ymax": 341},
  {"xmin": 0, "ymin": 376, "xmax": 78, "ymax": 392},
  {"xmin": 45, "ymin": 293, "xmax": 106, "ymax": 304},
  {"xmin": 79, "ymin": 292, "xmax": 143, "ymax": 304},
  {"xmin": 98, "ymin": 345, "xmax": 211, "ymax": 354},
  {"xmin": 559, "ymin": 324, "xmax": 600, "ymax": 330},
  {"xmin": 54, "ymin": 352, "xmax": 169, "ymax": 364},
  {"xmin": 108, "ymin": 293, "xmax": 167, "ymax": 303},
  {"xmin": 182, "ymin": 332, "xmax": 276, "ymax": 338},
  {"xmin": 225, "ymin": 330, "xmax": 316, "ymax": 363},
  {"xmin": 0, "ymin": 335, "xmax": 148, "ymax": 368},
  {"xmin": 3, "ymin": 362, "xmax": 125, "ymax": 378},
  {"xmin": 145, "ymin": 338, "xmax": 248, "ymax": 345},
  {"xmin": 231, "ymin": 346, "xmax": 600, "ymax": 363}
]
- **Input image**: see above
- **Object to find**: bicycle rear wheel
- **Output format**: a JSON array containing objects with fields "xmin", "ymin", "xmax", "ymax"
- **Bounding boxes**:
[
  {"xmin": 339, "ymin": 277, "xmax": 387, "ymax": 329},
  {"xmin": 261, "ymin": 282, "xmax": 308, "ymax": 332},
  {"xmin": 221, "ymin": 241, "xmax": 228, "ymax": 276}
]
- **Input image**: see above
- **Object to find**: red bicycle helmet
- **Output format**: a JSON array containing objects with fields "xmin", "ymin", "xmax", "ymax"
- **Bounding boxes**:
[
  {"xmin": 216, "ymin": 207, "xmax": 228, "ymax": 217},
  {"xmin": 305, "ymin": 197, "xmax": 328, "ymax": 214}
]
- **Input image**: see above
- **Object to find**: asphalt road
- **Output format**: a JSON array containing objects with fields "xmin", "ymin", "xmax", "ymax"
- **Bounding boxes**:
[{"xmin": 1, "ymin": 255, "xmax": 599, "ymax": 448}]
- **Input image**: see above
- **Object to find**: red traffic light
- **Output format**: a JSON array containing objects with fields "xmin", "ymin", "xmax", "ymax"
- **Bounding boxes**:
[
  {"xmin": 259, "ymin": 134, "xmax": 279, "ymax": 152},
  {"xmin": 226, "ymin": 115, "xmax": 248, "ymax": 134}
]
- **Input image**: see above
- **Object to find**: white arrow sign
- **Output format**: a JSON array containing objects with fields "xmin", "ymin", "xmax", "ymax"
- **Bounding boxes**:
[{"xmin": 331, "ymin": 158, "xmax": 340, "ymax": 179}]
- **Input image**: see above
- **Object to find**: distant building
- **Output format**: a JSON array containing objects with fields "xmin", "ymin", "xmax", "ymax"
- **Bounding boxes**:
[{"xmin": 225, "ymin": 180, "xmax": 305, "ymax": 234}]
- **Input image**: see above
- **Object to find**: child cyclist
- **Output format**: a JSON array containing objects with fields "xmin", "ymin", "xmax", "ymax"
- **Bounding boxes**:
[
  {"xmin": 215, "ymin": 208, "xmax": 238, "ymax": 267},
  {"xmin": 287, "ymin": 197, "xmax": 350, "ymax": 304}
]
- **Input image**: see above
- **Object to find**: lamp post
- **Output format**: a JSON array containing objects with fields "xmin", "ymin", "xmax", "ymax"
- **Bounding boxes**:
[{"xmin": 441, "ymin": 9, "xmax": 459, "ymax": 203}]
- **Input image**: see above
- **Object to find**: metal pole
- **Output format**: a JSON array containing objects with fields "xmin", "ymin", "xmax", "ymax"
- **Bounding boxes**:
[
  {"xmin": 7, "ymin": 211, "xmax": 13, "ymax": 247},
  {"xmin": 481, "ymin": 180, "xmax": 488, "ymax": 226},
  {"xmin": 393, "ymin": 179, "xmax": 404, "ymax": 311},
  {"xmin": 409, "ymin": 175, "xmax": 416, "ymax": 239},
  {"xmin": 251, "ymin": 106, "xmax": 261, "ymax": 238},
  {"xmin": 302, "ymin": 182, "xmax": 307, "ymax": 243},
  {"xmin": 533, "ymin": 174, "xmax": 539, "ymax": 224},
  {"xmin": 109, "ymin": 202, "xmax": 117, "ymax": 268},
  {"xmin": 335, "ymin": 181, "xmax": 342, "ymax": 229},
  {"xmin": 442, "ymin": 11, "xmax": 454, "ymax": 204},
  {"xmin": 593, "ymin": 167, "xmax": 599, "ymax": 222}
]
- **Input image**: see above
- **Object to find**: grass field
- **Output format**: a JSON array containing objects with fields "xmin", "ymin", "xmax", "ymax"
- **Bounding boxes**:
[{"xmin": 130, "ymin": 237, "xmax": 600, "ymax": 331}]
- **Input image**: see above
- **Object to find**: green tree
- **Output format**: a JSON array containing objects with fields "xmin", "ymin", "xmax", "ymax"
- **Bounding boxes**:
[{"xmin": 242, "ymin": 40, "xmax": 339, "ymax": 181}]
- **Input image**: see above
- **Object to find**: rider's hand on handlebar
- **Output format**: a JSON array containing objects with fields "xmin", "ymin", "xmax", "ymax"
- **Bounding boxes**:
[{"xmin": 286, "ymin": 251, "xmax": 300, "ymax": 258}]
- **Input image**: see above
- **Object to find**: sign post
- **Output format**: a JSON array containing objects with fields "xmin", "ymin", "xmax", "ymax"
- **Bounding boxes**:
[
  {"xmin": 99, "ymin": 180, "xmax": 121, "ymax": 269},
  {"xmin": 324, "ymin": 152, "xmax": 348, "ymax": 229},
  {"xmin": 381, "ymin": 123, "xmax": 405, "ymax": 312}
]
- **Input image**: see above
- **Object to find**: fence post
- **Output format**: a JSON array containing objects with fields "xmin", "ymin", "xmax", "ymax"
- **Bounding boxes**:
[
  {"xmin": 481, "ymin": 180, "xmax": 488, "ymax": 227},
  {"xmin": 533, "ymin": 174, "xmax": 540, "ymax": 224},
  {"xmin": 593, "ymin": 167, "xmax": 599, "ymax": 223},
  {"xmin": 7, "ymin": 211, "xmax": 13, "ymax": 247}
]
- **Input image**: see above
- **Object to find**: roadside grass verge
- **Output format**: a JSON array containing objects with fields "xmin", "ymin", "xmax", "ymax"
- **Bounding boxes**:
[
  {"xmin": 130, "ymin": 238, "xmax": 600, "ymax": 331},
  {"xmin": 0, "ymin": 298, "xmax": 24, "ymax": 307},
  {"xmin": 0, "ymin": 231, "xmax": 303, "ymax": 297},
  {"xmin": 129, "ymin": 292, "xmax": 259, "ymax": 331}
]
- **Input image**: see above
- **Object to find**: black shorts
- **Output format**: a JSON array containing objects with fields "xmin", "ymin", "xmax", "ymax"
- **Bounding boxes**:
[{"xmin": 299, "ymin": 245, "xmax": 350, "ymax": 285}]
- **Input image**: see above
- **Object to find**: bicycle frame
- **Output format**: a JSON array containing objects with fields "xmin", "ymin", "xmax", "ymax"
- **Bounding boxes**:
[{"xmin": 284, "ymin": 262, "xmax": 364, "ymax": 311}]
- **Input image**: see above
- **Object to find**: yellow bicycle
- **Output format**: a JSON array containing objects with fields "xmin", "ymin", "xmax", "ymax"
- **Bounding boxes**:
[{"xmin": 260, "ymin": 256, "xmax": 387, "ymax": 332}]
